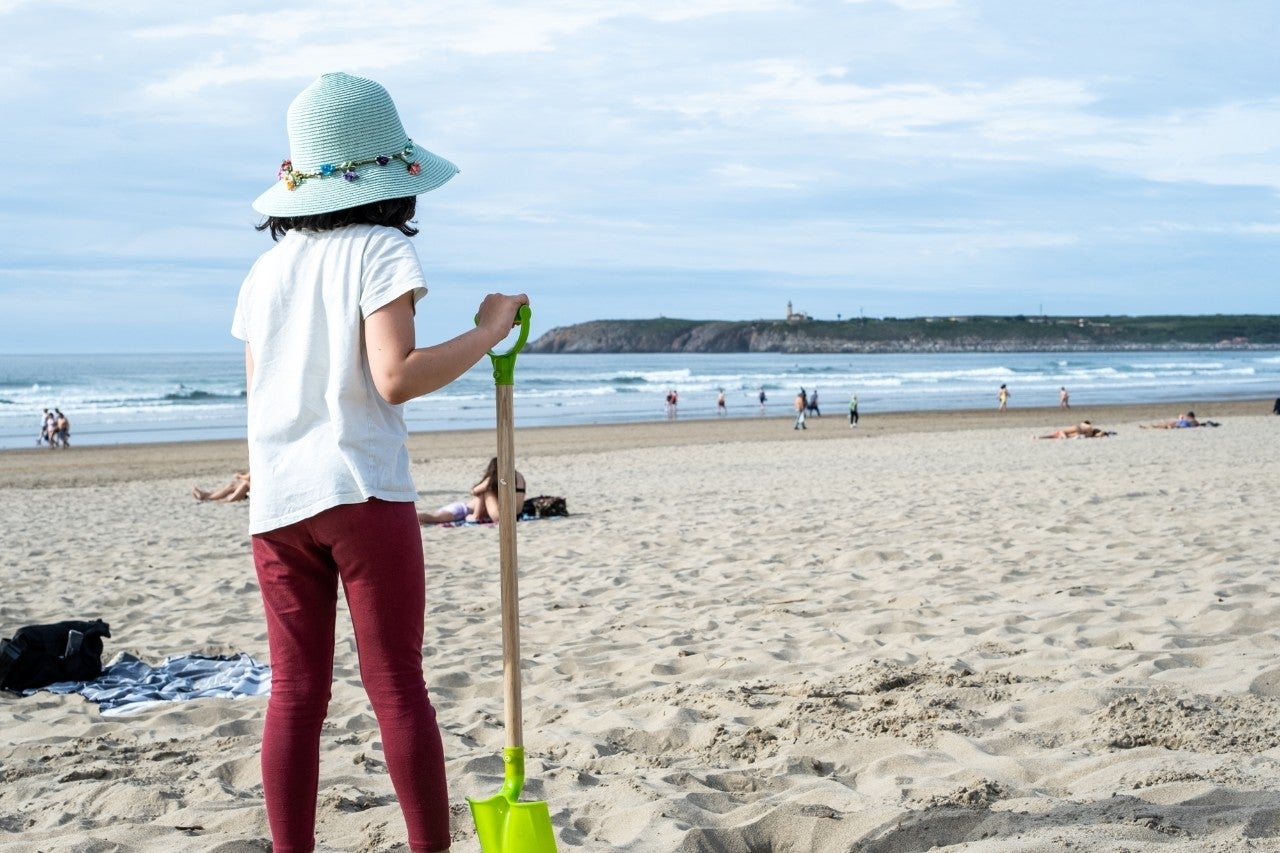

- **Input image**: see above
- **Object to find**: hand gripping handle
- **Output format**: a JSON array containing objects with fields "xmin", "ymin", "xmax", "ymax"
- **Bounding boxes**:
[{"xmin": 481, "ymin": 304, "xmax": 531, "ymax": 386}]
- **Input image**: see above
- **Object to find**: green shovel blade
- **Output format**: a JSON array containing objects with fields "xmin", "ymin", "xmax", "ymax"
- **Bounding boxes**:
[{"xmin": 468, "ymin": 747, "xmax": 557, "ymax": 852}]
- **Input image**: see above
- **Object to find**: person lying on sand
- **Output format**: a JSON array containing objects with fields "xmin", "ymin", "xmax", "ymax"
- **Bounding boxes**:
[
  {"xmin": 192, "ymin": 471, "xmax": 250, "ymax": 502},
  {"xmin": 1033, "ymin": 421, "xmax": 1114, "ymax": 439},
  {"xmin": 1140, "ymin": 411, "xmax": 1220, "ymax": 429}
]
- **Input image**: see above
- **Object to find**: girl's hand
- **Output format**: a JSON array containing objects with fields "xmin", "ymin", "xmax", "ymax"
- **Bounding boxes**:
[{"xmin": 475, "ymin": 293, "xmax": 529, "ymax": 346}]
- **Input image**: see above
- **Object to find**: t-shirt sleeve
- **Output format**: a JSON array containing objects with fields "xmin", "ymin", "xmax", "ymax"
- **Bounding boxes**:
[
  {"xmin": 360, "ymin": 229, "xmax": 429, "ymax": 317},
  {"xmin": 230, "ymin": 269, "xmax": 254, "ymax": 342}
]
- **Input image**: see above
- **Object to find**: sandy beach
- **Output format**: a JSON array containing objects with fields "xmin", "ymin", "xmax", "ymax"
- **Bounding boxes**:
[{"xmin": 3, "ymin": 398, "xmax": 1279, "ymax": 852}]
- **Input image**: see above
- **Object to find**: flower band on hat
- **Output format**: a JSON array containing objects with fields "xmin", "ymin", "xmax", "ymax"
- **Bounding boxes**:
[{"xmin": 278, "ymin": 141, "xmax": 421, "ymax": 191}]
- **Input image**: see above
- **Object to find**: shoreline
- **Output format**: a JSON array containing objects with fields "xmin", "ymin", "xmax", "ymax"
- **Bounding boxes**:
[{"xmin": 2, "ymin": 397, "xmax": 1271, "ymax": 491}]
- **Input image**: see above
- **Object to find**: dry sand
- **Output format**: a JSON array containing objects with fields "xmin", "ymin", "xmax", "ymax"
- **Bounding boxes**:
[{"xmin": 2, "ymin": 399, "xmax": 1280, "ymax": 852}]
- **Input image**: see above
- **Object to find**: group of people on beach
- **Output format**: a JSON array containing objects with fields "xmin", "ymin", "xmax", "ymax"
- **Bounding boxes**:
[
  {"xmin": 672, "ymin": 382, "xmax": 1233, "ymax": 429},
  {"xmin": 195, "ymin": 458, "xmax": 532, "ymax": 525},
  {"xmin": 35, "ymin": 408, "xmax": 70, "ymax": 448},
  {"xmin": 1033, "ymin": 410, "xmax": 1230, "ymax": 440},
  {"xmin": 667, "ymin": 386, "xmax": 858, "ymax": 427},
  {"xmin": 772, "ymin": 382, "xmax": 1238, "ymax": 435},
  {"xmin": 792, "ymin": 387, "xmax": 821, "ymax": 428},
  {"xmin": 791, "ymin": 387, "xmax": 861, "ymax": 430},
  {"xmin": 655, "ymin": 385, "xmax": 870, "ymax": 428},
  {"xmin": 998, "ymin": 384, "xmax": 1072, "ymax": 411},
  {"xmin": 664, "ymin": 388, "xmax": 679, "ymax": 419},
  {"xmin": 1013, "ymin": 383, "xmax": 1243, "ymax": 435}
]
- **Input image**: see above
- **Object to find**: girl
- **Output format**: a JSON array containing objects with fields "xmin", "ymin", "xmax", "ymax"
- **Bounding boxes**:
[{"xmin": 234, "ymin": 72, "xmax": 527, "ymax": 853}]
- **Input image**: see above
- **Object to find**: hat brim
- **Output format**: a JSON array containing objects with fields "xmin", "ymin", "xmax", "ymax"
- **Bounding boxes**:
[{"xmin": 252, "ymin": 148, "xmax": 458, "ymax": 217}]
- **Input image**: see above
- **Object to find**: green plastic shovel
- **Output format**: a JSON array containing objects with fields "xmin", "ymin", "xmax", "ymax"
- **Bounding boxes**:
[{"xmin": 468, "ymin": 305, "xmax": 558, "ymax": 853}]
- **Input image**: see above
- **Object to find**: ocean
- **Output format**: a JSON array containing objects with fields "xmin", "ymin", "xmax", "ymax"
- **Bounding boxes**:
[{"xmin": 3, "ymin": 350, "xmax": 1279, "ymax": 450}]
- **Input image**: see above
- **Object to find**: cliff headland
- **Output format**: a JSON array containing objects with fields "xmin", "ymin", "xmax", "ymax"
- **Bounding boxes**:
[{"xmin": 528, "ymin": 314, "xmax": 1280, "ymax": 354}]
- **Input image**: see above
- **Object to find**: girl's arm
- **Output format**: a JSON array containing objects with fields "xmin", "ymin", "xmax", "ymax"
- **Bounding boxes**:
[{"xmin": 365, "ymin": 291, "xmax": 528, "ymax": 405}]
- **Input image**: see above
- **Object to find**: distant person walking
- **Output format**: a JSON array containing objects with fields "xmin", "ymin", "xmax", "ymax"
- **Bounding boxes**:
[
  {"xmin": 997, "ymin": 384, "xmax": 1010, "ymax": 411},
  {"xmin": 36, "ymin": 408, "xmax": 50, "ymax": 447},
  {"xmin": 849, "ymin": 393, "xmax": 859, "ymax": 428},
  {"xmin": 1059, "ymin": 387, "xmax": 1070, "ymax": 409},
  {"xmin": 793, "ymin": 391, "xmax": 807, "ymax": 430},
  {"xmin": 758, "ymin": 387, "xmax": 767, "ymax": 412},
  {"xmin": 806, "ymin": 388, "xmax": 821, "ymax": 417},
  {"xmin": 40, "ymin": 408, "xmax": 58, "ymax": 448},
  {"xmin": 716, "ymin": 389, "xmax": 727, "ymax": 416},
  {"xmin": 54, "ymin": 409, "xmax": 70, "ymax": 448}
]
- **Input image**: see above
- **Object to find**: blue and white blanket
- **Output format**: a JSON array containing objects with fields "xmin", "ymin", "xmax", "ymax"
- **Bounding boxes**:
[{"xmin": 28, "ymin": 651, "xmax": 271, "ymax": 716}]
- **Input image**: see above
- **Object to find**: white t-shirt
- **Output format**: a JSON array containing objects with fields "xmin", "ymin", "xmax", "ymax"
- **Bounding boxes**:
[{"xmin": 231, "ymin": 225, "xmax": 428, "ymax": 534}]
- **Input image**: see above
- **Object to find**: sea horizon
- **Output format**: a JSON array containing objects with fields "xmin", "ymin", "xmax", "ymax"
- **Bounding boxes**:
[{"xmin": 3, "ymin": 349, "xmax": 1279, "ymax": 451}]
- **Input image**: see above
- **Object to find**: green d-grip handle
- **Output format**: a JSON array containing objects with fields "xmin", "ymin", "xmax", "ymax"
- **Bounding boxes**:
[{"xmin": 478, "ymin": 304, "xmax": 531, "ymax": 386}]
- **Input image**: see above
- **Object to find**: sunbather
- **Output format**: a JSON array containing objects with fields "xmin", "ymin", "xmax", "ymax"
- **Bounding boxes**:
[
  {"xmin": 192, "ymin": 471, "xmax": 251, "ymax": 502},
  {"xmin": 1141, "ymin": 411, "xmax": 1220, "ymax": 429},
  {"xmin": 1034, "ymin": 421, "xmax": 1113, "ymax": 439}
]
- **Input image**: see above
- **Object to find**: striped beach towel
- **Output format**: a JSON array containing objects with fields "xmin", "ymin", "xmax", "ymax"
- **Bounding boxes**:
[{"xmin": 28, "ymin": 651, "xmax": 271, "ymax": 717}]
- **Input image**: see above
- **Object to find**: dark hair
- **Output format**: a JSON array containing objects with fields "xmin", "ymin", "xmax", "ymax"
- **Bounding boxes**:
[
  {"xmin": 475, "ymin": 457, "xmax": 500, "ymax": 495},
  {"xmin": 255, "ymin": 196, "xmax": 419, "ymax": 240}
]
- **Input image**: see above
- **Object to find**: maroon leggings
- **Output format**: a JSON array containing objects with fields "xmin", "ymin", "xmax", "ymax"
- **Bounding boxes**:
[{"xmin": 252, "ymin": 499, "xmax": 450, "ymax": 853}]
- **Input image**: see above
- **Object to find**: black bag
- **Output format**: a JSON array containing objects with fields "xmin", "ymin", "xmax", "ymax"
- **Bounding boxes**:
[
  {"xmin": 0, "ymin": 619, "xmax": 111, "ymax": 691},
  {"xmin": 520, "ymin": 495, "xmax": 569, "ymax": 518}
]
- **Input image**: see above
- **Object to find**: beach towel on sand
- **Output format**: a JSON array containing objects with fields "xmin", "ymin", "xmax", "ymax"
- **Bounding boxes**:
[
  {"xmin": 439, "ymin": 515, "xmax": 569, "ymax": 528},
  {"xmin": 27, "ymin": 651, "xmax": 271, "ymax": 716},
  {"xmin": 437, "ymin": 500, "xmax": 570, "ymax": 527}
]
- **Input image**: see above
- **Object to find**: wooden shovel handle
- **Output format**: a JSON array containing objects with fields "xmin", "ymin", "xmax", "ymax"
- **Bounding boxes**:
[{"xmin": 496, "ymin": 381, "xmax": 523, "ymax": 748}]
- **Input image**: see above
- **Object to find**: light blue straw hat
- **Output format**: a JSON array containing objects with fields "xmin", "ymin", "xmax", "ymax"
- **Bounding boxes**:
[{"xmin": 253, "ymin": 72, "xmax": 458, "ymax": 217}]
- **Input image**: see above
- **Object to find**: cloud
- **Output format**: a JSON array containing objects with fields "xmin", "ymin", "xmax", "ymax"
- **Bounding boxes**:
[
  {"xmin": 2, "ymin": 0, "xmax": 1278, "ymax": 351},
  {"xmin": 649, "ymin": 59, "xmax": 1280, "ymax": 191},
  {"xmin": 1068, "ymin": 100, "xmax": 1280, "ymax": 189},
  {"xmin": 845, "ymin": 0, "xmax": 960, "ymax": 9},
  {"xmin": 712, "ymin": 163, "xmax": 805, "ymax": 189},
  {"xmin": 647, "ymin": 61, "xmax": 1096, "ymax": 138},
  {"xmin": 136, "ymin": 1, "xmax": 797, "ymax": 101},
  {"xmin": 1138, "ymin": 220, "xmax": 1280, "ymax": 237}
]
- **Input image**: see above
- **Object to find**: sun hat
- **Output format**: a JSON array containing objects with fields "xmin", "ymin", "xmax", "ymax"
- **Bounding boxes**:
[{"xmin": 253, "ymin": 72, "xmax": 458, "ymax": 217}]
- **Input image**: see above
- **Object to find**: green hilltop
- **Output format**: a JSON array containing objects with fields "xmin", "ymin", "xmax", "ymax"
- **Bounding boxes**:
[{"xmin": 528, "ymin": 314, "xmax": 1280, "ymax": 354}]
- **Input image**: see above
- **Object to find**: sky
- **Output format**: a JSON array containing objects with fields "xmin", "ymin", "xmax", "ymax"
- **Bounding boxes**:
[{"xmin": 1, "ymin": 0, "xmax": 1278, "ymax": 353}]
